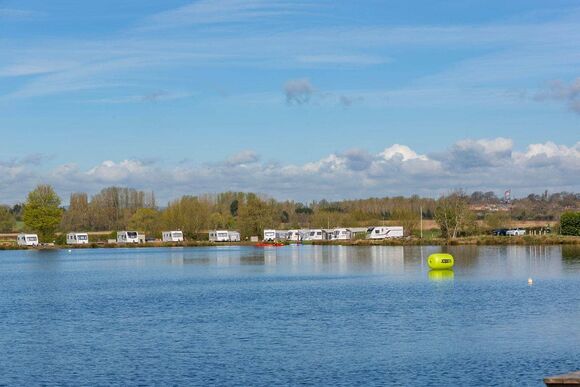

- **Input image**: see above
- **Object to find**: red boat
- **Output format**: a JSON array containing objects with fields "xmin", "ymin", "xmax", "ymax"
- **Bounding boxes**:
[{"xmin": 254, "ymin": 242, "xmax": 285, "ymax": 247}]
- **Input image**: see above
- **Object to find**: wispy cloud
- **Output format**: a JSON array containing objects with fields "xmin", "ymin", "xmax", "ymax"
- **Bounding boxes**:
[
  {"xmin": 0, "ymin": 8, "xmax": 37, "ymax": 20},
  {"xmin": 141, "ymin": 0, "xmax": 310, "ymax": 30},
  {"xmin": 88, "ymin": 91, "xmax": 195, "ymax": 104},
  {"xmin": 2, "ymin": 5, "xmax": 580, "ymax": 108}
]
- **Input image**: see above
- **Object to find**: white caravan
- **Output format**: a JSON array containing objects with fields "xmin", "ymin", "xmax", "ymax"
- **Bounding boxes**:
[
  {"xmin": 263, "ymin": 229, "xmax": 277, "ymax": 241},
  {"xmin": 17, "ymin": 233, "xmax": 39, "ymax": 247},
  {"xmin": 306, "ymin": 229, "xmax": 329, "ymax": 241},
  {"xmin": 66, "ymin": 232, "xmax": 89, "ymax": 245},
  {"xmin": 228, "ymin": 231, "xmax": 241, "ymax": 242},
  {"xmin": 117, "ymin": 231, "xmax": 140, "ymax": 243},
  {"xmin": 367, "ymin": 226, "xmax": 404, "ymax": 239},
  {"xmin": 332, "ymin": 228, "xmax": 352, "ymax": 240},
  {"xmin": 287, "ymin": 229, "xmax": 305, "ymax": 241},
  {"xmin": 209, "ymin": 230, "xmax": 240, "ymax": 242},
  {"xmin": 162, "ymin": 231, "xmax": 184, "ymax": 242},
  {"xmin": 264, "ymin": 230, "xmax": 289, "ymax": 241}
]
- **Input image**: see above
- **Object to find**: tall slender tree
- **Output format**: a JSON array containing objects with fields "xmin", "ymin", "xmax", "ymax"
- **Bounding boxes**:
[{"xmin": 23, "ymin": 185, "xmax": 63, "ymax": 242}]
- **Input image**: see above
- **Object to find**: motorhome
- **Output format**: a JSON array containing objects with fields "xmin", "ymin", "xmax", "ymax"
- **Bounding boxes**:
[
  {"xmin": 66, "ymin": 232, "xmax": 89, "ymax": 245},
  {"xmin": 117, "ymin": 231, "xmax": 140, "ymax": 243},
  {"xmin": 367, "ymin": 226, "xmax": 404, "ymax": 239},
  {"xmin": 306, "ymin": 229, "xmax": 329, "ymax": 241},
  {"xmin": 209, "ymin": 230, "xmax": 240, "ymax": 242},
  {"xmin": 162, "ymin": 231, "xmax": 184, "ymax": 242},
  {"xmin": 332, "ymin": 228, "xmax": 352, "ymax": 240},
  {"xmin": 17, "ymin": 233, "xmax": 39, "ymax": 247}
]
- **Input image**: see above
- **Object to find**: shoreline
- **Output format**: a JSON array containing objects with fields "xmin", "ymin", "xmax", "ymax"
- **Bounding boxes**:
[{"xmin": 1, "ymin": 235, "xmax": 578, "ymax": 251}]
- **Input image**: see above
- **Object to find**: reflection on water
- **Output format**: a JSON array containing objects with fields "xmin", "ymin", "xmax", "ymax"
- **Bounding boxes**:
[
  {"xmin": 428, "ymin": 269, "xmax": 454, "ymax": 281},
  {"xmin": 162, "ymin": 245, "xmax": 580, "ymax": 280}
]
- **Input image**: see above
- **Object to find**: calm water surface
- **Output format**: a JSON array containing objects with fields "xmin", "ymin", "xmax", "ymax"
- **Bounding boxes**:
[{"xmin": 0, "ymin": 245, "xmax": 579, "ymax": 386}]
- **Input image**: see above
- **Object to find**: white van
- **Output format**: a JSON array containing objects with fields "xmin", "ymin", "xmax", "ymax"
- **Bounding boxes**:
[
  {"xmin": 162, "ymin": 231, "xmax": 184, "ymax": 242},
  {"xmin": 66, "ymin": 232, "xmax": 89, "ymax": 245},
  {"xmin": 17, "ymin": 233, "xmax": 39, "ymax": 247},
  {"xmin": 367, "ymin": 226, "xmax": 404, "ymax": 239},
  {"xmin": 117, "ymin": 231, "xmax": 140, "ymax": 243}
]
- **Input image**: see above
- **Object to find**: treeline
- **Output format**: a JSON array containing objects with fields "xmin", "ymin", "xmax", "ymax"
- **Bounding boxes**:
[{"xmin": 1, "ymin": 185, "xmax": 579, "ymax": 242}]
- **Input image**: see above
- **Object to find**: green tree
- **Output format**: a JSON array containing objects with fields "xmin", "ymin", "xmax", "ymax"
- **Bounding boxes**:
[
  {"xmin": 560, "ymin": 212, "xmax": 580, "ymax": 236},
  {"xmin": 61, "ymin": 192, "xmax": 90, "ymax": 231},
  {"xmin": 0, "ymin": 205, "xmax": 16, "ymax": 232},
  {"xmin": 23, "ymin": 185, "xmax": 63, "ymax": 242},
  {"xmin": 434, "ymin": 191, "xmax": 471, "ymax": 239},
  {"xmin": 161, "ymin": 196, "xmax": 212, "ymax": 237},
  {"xmin": 230, "ymin": 199, "xmax": 239, "ymax": 217},
  {"xmin": 128, "ymin": 208, "xmax": 162, "ymax": 236},
  {"xmin": 237, "ymin": 194, "xmax": 276, "ymax": 238}
]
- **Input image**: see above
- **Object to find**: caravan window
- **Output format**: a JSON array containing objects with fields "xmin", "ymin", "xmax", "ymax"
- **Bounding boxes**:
[
  {"xmin": 375, "ymin": 229, "xmax": 380, "ymax": 234},
  {"xmin": 127, "ymin": 232, "xmax": 138, "ymax": 238},
  {"xmin": 78, "ymin": 235, "xmax": 88, "ymax": 240},
  {"xmin": 316, "ymin": 231, "xmax": 322, "ymax": 236},
  {"xmin": 172, "ymin": 232, "xmax": 182, "ymax": 238},
  {"xmin": 217, "ymin": 232, "xmax": 228, "ymax": 238},
  {"xmin": 27, "ymin": 236, "xmax": 38, "ymax": 242}
]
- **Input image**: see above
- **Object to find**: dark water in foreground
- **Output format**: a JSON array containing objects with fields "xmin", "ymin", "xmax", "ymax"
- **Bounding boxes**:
[{"xmin": 0, "ymin": 245, "xmax": 579, "ymax": 386}]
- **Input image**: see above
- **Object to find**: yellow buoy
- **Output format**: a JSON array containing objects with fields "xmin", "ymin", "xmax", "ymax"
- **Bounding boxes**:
[{"xmin": 428, "ymin": 253, "xmax": 454, "ymax": 269}]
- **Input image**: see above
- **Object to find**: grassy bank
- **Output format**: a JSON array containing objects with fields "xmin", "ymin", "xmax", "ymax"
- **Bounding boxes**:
[
  {"xmin": 309, "ymin": 235, "xmax": 580, "ymax": 246},
  {"xmin": 1, "ymin": 235, "xmax": 578, "ymax": 251}
]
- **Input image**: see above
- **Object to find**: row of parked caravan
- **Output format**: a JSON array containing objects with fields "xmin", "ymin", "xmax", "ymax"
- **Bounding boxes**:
[
  {"xmin": 15, "ymin": 226, "xmax": 403, "ymax": 247},
  {"xmin": 16, "ymin": 230, "xmax": 187, "ymax": 246},
  {"xmin": 263, "ymin": 226, "xmax": 404, "ymax": 241}
]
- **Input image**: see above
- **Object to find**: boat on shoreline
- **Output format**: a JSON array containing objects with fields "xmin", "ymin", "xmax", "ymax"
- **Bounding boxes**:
[{"xmin": 254, "ymin": 242, "xmax": 285, "ymax": 247}]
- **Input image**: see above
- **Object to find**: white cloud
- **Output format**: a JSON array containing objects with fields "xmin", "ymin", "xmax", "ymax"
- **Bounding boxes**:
[
  {"xmin": 380, "ymin": 144, "xmax": 428, "ymax": 162},
  {"xmin": 1, "ymin": 139, "xmax": 579, "ymax": 204}
]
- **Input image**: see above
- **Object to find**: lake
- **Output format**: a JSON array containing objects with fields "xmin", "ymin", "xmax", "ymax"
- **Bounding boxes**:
[{"xmin": 0, "ymin": 245, "xmax": 579, "ymax": 386}]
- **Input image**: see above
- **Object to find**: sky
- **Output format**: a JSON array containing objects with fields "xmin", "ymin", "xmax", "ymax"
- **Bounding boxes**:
[{"xmin": 0, "ymin": 0, "xmax": 579, "ymax": 204}]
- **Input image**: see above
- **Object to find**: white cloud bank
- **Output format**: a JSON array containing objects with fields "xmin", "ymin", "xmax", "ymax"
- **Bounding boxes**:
[{"xmin": 1, "ymin": 138, "xmax": 578, "ymax": 204}]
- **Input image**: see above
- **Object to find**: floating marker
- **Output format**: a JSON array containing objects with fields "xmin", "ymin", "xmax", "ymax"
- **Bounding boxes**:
[
  {"xmin": 428, "ymin": 253, "xmax": 454, "ymax": 270},
  {"xmin": 528, "ymin": 278, "xmax": 533, "ymax": 285}
]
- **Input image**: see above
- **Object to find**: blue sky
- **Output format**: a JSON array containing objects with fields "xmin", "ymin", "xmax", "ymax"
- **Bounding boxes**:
[{"xmin": 0, "ymin": 0, "xmax": 579, "ymax": 204}]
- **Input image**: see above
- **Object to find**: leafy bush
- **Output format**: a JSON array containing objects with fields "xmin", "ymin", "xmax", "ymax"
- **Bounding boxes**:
[{"xmin": 560, "ymin": 212, "xmax": 580, "ymax": 236}]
